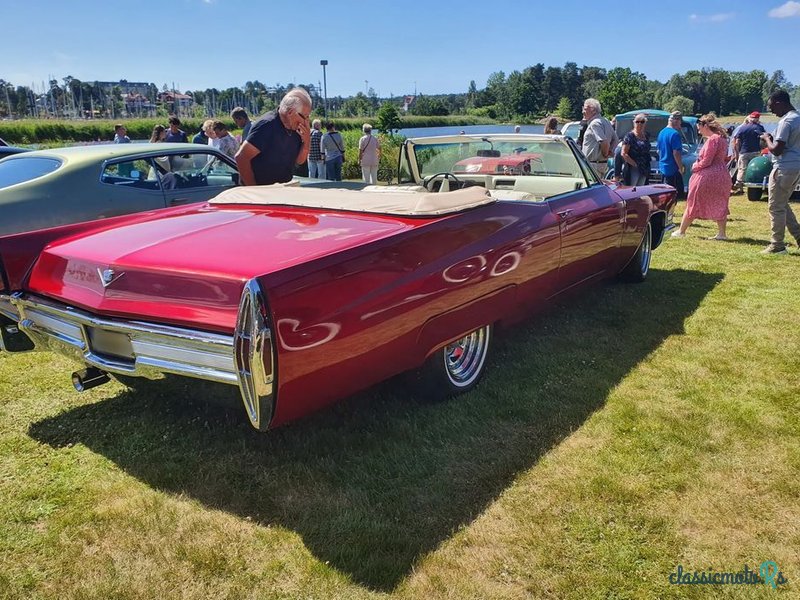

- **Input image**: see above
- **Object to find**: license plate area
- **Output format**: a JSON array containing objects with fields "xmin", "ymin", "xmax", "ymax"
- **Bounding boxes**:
[{"xmin": 87, "ymin": 327, "xmax": 134, "ymax": 360}]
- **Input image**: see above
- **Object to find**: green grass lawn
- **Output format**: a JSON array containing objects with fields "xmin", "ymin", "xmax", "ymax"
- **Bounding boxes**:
[{"xmin": 1, "ymin": 196, "xmax": 798, "ymax": 599}]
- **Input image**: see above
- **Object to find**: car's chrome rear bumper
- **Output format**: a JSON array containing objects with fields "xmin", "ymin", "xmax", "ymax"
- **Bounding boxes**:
[{"xmin": 1, "ymin": 293, "xmax": 236, "ymax": 385}]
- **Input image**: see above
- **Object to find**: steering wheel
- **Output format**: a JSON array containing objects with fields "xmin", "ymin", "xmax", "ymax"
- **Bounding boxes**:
[{"xmin": 422, "ymin": 172, "xmax": 462, "ymax": 193}]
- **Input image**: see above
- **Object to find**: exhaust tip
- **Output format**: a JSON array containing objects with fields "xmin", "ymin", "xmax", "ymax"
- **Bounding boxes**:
[{"xmin": 71, "ymin": 367, "xmax": 110, "ymax": 392}]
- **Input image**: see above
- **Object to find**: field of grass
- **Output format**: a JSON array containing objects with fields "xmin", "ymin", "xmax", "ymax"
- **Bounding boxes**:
[{"xmin": 1, "ymin": 196, "xmax": 798, "ymax": 599}]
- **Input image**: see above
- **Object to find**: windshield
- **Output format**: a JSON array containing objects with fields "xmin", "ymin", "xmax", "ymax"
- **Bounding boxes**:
[
  {"xmin": 562, "ymin": 123, "xmax": 581, "ymax": 141},
  {"xmin": 616, "ymin": 117, "xmax": 697, "ymax": 146},
  {"xmin": 412, "ymin": 138, "xmax": 586, "ymax": 179},
  {"xmin": 0, "ymin": 157, "xmax": 62, "ymax": 188}
]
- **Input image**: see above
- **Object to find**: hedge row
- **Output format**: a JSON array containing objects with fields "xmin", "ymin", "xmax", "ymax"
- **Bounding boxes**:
[{"xmin": 0, "ymin": 115, "xmax": 496, "ymax": 145}]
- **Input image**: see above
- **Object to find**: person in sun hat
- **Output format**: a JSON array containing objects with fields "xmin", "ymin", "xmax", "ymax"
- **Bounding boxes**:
[{"xmin": 731, "ymin": 111, "xmax": 765, "ymax": 194}]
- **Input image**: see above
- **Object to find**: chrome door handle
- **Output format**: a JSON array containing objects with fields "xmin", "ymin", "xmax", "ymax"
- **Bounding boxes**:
[{"xmin": 557, "ymin": 209, "xmax": 573, "ymax": 219}]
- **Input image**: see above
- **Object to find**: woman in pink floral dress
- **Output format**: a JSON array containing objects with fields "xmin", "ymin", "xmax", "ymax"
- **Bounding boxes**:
[{"xmin": 672, "ymin": 113, "xmax": 731, "ymax": 240}]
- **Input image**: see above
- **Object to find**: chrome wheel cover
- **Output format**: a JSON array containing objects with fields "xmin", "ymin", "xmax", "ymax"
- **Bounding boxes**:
[
  {"xmin": 640, "ymin": 224, "xmax": 652, "ymax": 277},
  {"xmin": 443, "ymin": 326, "xmax": 490, "ymax": 388}
]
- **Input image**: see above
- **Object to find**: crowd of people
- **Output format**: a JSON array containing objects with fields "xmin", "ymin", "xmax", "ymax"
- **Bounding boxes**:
[
  {"xmin": 575, "ymin": 92, "xmax": 799, "ymax": 255},
  {"xmin": 116, "ymin": 87, "xmax": 799, "ymax": 255},
  {"xmin": 117, "ymin": 88, "xmax": 381, "ymax": 187}
]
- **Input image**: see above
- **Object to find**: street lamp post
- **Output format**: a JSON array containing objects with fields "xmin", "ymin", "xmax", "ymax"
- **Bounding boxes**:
[{"xmin": 320, "ymin": 60, "xmax": 328, "ymax": 117}]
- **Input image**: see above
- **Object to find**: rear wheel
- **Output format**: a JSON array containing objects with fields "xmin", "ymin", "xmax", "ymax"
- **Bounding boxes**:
[
  {"xmin": 417, "ymin": 324, "xmax": 492, "ymax": 397},
  {"xmin": 747, "ymin": 187, "xmax": 763, "ymax": 202},
  {"xmin": 619, "ymin": 222, "xmax": 652, "ymax": 283}
]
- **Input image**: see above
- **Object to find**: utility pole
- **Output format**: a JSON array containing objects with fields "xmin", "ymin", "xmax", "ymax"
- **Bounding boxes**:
[
  {"xmin": 320, "ymin": 60, "xmax": 328, "ymax": 116},
  {"xmin": 4, "ymin": 85, "xmax": 12, "ymax": 120}
]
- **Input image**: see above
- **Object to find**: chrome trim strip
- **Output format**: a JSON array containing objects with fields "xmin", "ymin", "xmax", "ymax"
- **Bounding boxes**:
[{"xmin": 7, "ymin": 293, "xmax": 237, "ymax": 385}]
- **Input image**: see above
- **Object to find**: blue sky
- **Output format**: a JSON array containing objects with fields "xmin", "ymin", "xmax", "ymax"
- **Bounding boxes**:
[{"xmin": 4, "ymin": 0, "xmax": 800, "ymax": 98}]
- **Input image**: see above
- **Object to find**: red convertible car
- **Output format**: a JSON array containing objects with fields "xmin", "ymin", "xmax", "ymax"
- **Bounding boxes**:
[{"xmin": 0, "ymin": 134, "xmax": 677, "ymax": 431}]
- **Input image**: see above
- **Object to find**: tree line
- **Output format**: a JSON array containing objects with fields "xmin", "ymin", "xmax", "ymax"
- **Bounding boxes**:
[
  {"xmin": 411, "ymin": 63, "xmax": 798, "ymax": 121},
  {"xmin": 1, "ymin": 64, "xmax": 797, "ymax": 121}
]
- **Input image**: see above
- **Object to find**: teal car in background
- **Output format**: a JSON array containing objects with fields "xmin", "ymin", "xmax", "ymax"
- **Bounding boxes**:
[
  {"xmin": 611, "ymin": 110, "xmax": 699, "ymax": 187},
  {"xmin": 742, "ymin": 154, "xmax": 800, "ymax": 201},
  {"xmin": 0, "ymin": 143, "xmax": 240, "ymax": 236},
  {"xmin": 562, "ymin": 110, "xmax": 698, "ymax": 186}
]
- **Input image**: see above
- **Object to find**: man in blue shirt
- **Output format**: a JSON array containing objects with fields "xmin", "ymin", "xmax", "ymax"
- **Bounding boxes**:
[
  {"xmin": 731, "ymin": 111, "xmax": 765, "ymax": 194},
  {"xmin": 657, "ymin": 111, "xmax": 685, "ymax": 198},
  {"xmin": 760, "ymin": 90, "xmax": 800, "ymax": 254},
  {"xmin": 164, "ymin": 116, "xmax": 188, "ymax": 143}
]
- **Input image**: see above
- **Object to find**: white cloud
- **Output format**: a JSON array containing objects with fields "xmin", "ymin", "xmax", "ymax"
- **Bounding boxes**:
[
  {"xmin": 768, "ymin": 1, "xmax": 800, "ymax": 17},
  {"xmin": 689, "ymin": 12, "xmax": 736, "ymax": 22}
]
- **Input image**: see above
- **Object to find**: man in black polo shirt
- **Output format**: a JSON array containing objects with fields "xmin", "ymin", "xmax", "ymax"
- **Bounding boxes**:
[{"xmin": 235, "ymin": 88, "xmax": 312, "ymax": 186}]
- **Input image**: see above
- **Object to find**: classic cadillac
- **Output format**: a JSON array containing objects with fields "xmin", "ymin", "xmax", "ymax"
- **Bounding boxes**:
[{"xmin": 0, "ymin": 134, "xmax": 677, "ymax": 431}]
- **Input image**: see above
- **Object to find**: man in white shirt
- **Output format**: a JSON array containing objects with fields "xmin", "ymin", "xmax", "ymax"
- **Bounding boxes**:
[
  {"xmin": 581, "ymin": 98, "xmax": 618, "ymax": 179},
  {"xmin": 760, "ymin": 90, "xmax": 800, "ymax": 254}
]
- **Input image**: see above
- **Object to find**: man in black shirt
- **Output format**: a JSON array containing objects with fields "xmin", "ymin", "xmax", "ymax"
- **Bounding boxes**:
[{"xmin": 235, "ymin": 88, "xmax": 312, "ymax": 186}]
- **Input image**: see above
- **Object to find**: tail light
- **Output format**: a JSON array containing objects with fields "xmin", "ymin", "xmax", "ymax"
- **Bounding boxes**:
[{"xmin": 234, "ymin": 279, "xmax": 275, "ymax": 431}]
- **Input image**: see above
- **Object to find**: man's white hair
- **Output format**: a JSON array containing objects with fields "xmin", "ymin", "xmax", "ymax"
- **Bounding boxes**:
[
  {"xmin": 280, "ymin": 87, "xmax": 312, "ymax": 114},
  {"xmin": 583, "ymin": 98, "xmax": 602, "ymax": 115}
]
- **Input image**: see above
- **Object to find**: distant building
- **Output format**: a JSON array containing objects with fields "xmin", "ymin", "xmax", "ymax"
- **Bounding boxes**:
[
  {"xmin": 123, "ymin": 92, "xmax": 156, "ymax": 116},
  {"xmin": 157, "ymin": 91, "xmax": 193, "ymax": 111},
  {"xmin": 93, "ymin": 80, "xmax": 152, "ymax": 96}
]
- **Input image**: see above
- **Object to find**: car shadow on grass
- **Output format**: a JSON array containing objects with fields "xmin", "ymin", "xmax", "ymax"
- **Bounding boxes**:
[{"xmin": 28, "ymin": 268, "xmax": 722, "ymax": 592}]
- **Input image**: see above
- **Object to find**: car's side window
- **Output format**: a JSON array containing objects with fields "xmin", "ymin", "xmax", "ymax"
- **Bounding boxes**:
[
  {"xmin": 101, "ymin": 159, "xmax": 161, "ymax": 190},
  {"xmin": 167, "ymin": 153, "xmax": 239, "ymax": 189}
]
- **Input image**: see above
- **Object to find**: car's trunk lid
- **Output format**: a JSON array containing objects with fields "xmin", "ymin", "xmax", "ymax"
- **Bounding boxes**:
[{"xmin": 27, "ymin": 205, "xmax": 421, "ymax": 331}]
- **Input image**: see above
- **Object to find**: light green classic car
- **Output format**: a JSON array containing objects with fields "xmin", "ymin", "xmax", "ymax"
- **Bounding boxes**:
[{"xmin": 0, "ymin": 143, "xmax": 240, "ymax": 235}]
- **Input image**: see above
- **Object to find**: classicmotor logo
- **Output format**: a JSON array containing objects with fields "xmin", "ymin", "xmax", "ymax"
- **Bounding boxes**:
[{"xmin": 669, "ymin": 562, "xmax": 788, "ymax": 588}]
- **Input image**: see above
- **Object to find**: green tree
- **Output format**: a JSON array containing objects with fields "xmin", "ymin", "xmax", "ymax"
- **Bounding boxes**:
[
  {"xmin": 484, "ymin": 71, "xmax": 507, "ymax": 107},
  {"xmin": 505, "ymin": 70, "xmax": 534, "ymax": 119},
  {"xmin": 555, "ymin": 97, "xmax": 572, "ymax": 119},
  {"xmin": 763, "ymin": 69, "xmax": 789, "ymax": 103},
  {"xmin": 522, "ymin": 64, "xmax": 545, "ymax": 115},
  {"xmin": 542, "ymin": 66, "xmax": 564, "ymax": 112},
  {"xmin": 412, "ymin": 94, "xmax": 449, "ymax": 116},
  {"xmin": 376, "ymin": 102, "xmax": 402, "ymax": 134},
  {"xmin": 598, "ymin": 67, "xmax": 646, "ymax": 115},
  {"xmin": 561, "ymin": 62, "xmax": 582, "ymax": 117},
  {"xmin": 340, "ymin": 92, "xmax": 373, "ymax": 117},
  {"xmin": 733, "ymin": 70, "xmax": 767, "ymax": 113},
  {"xmin": 663, "ymin": 95, "xmax": 694, "ymax": 115},
  {"xmin": 466, "ymin": 80, "xmax": 478, "ymax": 109}
]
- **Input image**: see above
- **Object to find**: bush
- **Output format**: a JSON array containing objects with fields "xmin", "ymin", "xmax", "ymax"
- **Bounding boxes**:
[{"xmin": 0, "ymin": 118, "xmax": 237, "ymax": 144}]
